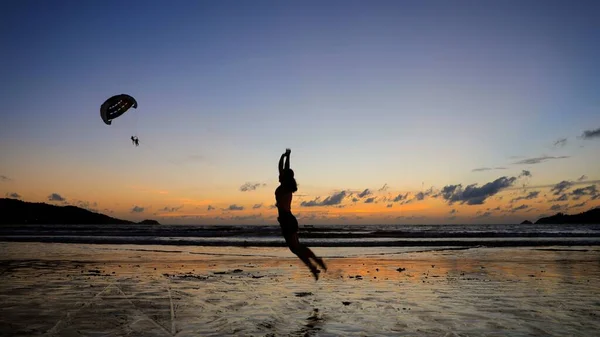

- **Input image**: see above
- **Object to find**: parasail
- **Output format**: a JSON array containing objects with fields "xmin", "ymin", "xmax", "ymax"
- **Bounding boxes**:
[{"xmin": 100, "ymin": 94, "xmax": 138, "ymax": 125}]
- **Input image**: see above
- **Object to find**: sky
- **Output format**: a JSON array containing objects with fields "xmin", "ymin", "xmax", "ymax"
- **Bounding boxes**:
[{"xmin": 1, "ymin": 0, "xmax": 599, "ymax": 225}]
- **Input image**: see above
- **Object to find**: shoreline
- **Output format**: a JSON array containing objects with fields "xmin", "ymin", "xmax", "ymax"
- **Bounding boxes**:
[{"xmin": 1, "ymin": 235, "xmax": 599, "ymax": 247}]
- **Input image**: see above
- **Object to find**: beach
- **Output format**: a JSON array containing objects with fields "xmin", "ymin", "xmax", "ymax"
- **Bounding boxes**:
[{"xmin": 1, "ymin": 242, "xmax": 599, "ymax": 336}]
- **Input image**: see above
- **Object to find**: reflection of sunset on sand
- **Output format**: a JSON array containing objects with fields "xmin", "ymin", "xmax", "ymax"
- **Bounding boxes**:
[{"xmin": 1, "ymin": 243, "xmax": 599, "ymax": 336}]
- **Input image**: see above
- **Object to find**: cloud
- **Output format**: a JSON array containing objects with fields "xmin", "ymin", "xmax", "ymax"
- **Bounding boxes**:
[
  {"xmin": 519, "ymin": 170, "xmax": 532, "ymax": 178},
  {"xmin": 553, "ymin": 194, "xmax": 568, "ymax": 202},
  {"xmin": 231, "ymin": 214, "xmax": 263, "ymax": 221},
  {"xmin": 471, "ymin": 167, "xmax": 507, "ymax": 172},
  {"xmin": 578, "ymin": 175, "xmax": 588, "ymax": 181},
  {"xmin": 226, "ymin": 204, "xmax": 244, "ymax": 211},
  {"xmin": 550, "ymin": 180, "xmax": 573, "ymax": 196},
  {"xmin": 549, "ymin": 204, "xmax": 565, "ymax": 212},
  {"xmin": 449, "ymin": 209, "xmax": 458, "ymax": 214},
  {"xmin": 378, "ymin": 184, "xmax": 389, "ymax": 192},
  {"xmin": 513, "ymin": 156, "xmax": 569, "ymax": 165},
  {"xmin": 553, "ymin": 138, "xmax": 567, "ymax": 147},
  {"xmin": 357, "ymin": 189, "xmax": 372, "ymax": 198},
  {"xmin": 505, "ymin": 179, "xmax": 600, "ymax": 191},
  {"xmin": 0, "ymin": 175, "xmax": 12, "ymax": 182},
  {"xmin": 48, "ymin": 193, "xmax": 66, "ymax": 202},
  {"xmin": 581, "ymin": 128, "xmax": 600, "ymax": 140},
  {"xmin": 131, "ymin": 206, "xmax": 145, "ymax": 213},
  {"xmin": 413, "ymin": 188, "xmax": 434, "ymax": 201},
  {"xmin": 252, "ymin": 203, "xmax": 263, "ymax": 209},
  {"xmin": 438, "ymin": 176, "xmax": 517, "ymax": 205},
  {"xmin": 364, "ymin": 197, "xmax": 376, "ymax": 204},
  {"xmin": 571, "ymin": 201, "xmax": 587, "ymax": 209},
  {"xmin": 510, "ymin": 204, "xmax": 529, "ymax": 213},
  {"xmin": 160, "ymin": 205, "xmax": 183, "ymax": 212},
  {"xmin": 207, "ymin": 205, "xmax": 215, "ymax": 211},
  {"xmin": 75, "ymin": 200, "xmax": 98, "ymax": 212},
  {"xmin": 5, "ymin": 192, "xmax": 21, "ymax": 199},
  {"xmin": 393, "ymin": 193, "xmax": 409, "ymax": 202},
  {"xmin": 511, "ymin": 191, "xmax": 540, "ymax": 202},
  {"xmin": 239, "ymin": 182, "xmax": 267, "ymax": 192},
  {"xmin": 301, "ymin": 190, "xmax": 349, "ymax": 207},
  {"xmin": 476, "ymin": 212, "xmax": 492, "ymax": 218},
  {"xmin": 570, "ymin": 185, "xmax": 598, "ymax": 200},
  {"xmin": 386, "ymin": 204, "xmax": 393, "ymax": 208}
]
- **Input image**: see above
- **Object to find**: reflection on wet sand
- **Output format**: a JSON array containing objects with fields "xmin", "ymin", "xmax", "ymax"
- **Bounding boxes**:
[{"xmin": 0, "ymin": 243, "xmax": 599, "ymax": 336}]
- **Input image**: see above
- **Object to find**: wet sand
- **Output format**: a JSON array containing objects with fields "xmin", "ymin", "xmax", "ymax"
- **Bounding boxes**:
[{"xmin": 0, "ymin": 242, "xmax": 599, "ymax": 336}]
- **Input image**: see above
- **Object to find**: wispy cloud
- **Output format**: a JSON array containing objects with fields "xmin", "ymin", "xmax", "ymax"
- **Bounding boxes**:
[
  {"xmin": 207, "ymin": 205, "xmax": 215, "ymax": 211},
  {"xmin": 475, "ymin": 211, "xmax": 492, "ymax": 218},
  {"xmin": 74, "ymin": 200, "xmax": 98, "ymax": 212},
  {"xmin": 504, "ymin": 179, "xmax": 600, "ymax": 191},
  {"xmin": 570, "ymin": 185, "xmax": 598, "ymax": 200},
  {"xmin": 578, "ymin": 175, "xmax": 588, "ymax": 181},
  {"xmin": 553, "ymin": 138, "xmax": 567, "ymax": 147},
  {"xmin": 581, "ymin": 127, "xmax": 600, "ymax": 140},
  {"xmin": 231, "ymin": 214, "xmax": 263, "ymax": 221},
  {"xmin": 511, "ymin": 191, "xmax": 540, "ymax": 202},
  {"xmin": 550, "ymin": 180, "xmax": 573, "ymax": 196},
  {"xmin": 239, "ymin": 182, "xmax": 267, "ymax": 192},
  {"xmin": 0, "ymin": 175, "xmax": 12, "ymax": 182},
  {"xmin": 5, "ymin": 192, "xmax": 21, "ymax": 199},
  {"xmin": 552, "ymin": 194, "xmax": 569, "ymax": 202},
  {"xmin": 378, "ymin": 183, "xmax": 389, "ymax": 192},
  {"xmin": 252, "ymin": 203, "xmax": 263, "ymax": 209},
  {"xmin": 513, "ymin": 156, "xmax": 570, "ymax": 165},
  {"xmin": 471, "ymin": 167, "xmax": 507, "ymax": 172},
  {"xmin": 510, "ymin": 204, "xmax": 529, "ymax": 213},
  {"xmin": 160, "ymin": 205, "xmax": 183, "ymax": 212},
  {"xmin": 519, "ymin": 170, "xmax": 532, "ymax": 178}
]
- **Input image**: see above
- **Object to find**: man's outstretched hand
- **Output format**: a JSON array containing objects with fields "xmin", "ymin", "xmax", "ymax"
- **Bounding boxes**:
[{"xmin": 285, "ymin": 148, "xmax": 291, "ymax": 156}]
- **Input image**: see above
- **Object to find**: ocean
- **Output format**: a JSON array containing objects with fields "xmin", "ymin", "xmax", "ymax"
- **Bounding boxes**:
[{"xmin": 1, "ymin": 223, "xmax": 599, "ymax": 247}]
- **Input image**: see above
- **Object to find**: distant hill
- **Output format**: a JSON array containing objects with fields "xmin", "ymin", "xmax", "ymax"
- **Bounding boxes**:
[
  {"xmin": 533, "ymin": 207, "xmax": 600, "ymax": 225},
  {"xmin": 138, "ymin": 219, "xmax": 160, "ymax": 225},
  {"xmin": 0, "ymin": 198, "xmax": 160, "ymax": 225}
]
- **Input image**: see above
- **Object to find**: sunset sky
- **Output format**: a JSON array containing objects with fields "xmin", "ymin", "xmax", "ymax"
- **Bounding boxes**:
[{"xmin": 1, "ymin": 0, "xmax": 599, "ymax": 225}]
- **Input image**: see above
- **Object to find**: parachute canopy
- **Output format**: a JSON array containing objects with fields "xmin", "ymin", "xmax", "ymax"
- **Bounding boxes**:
[{"xmin": 100, "ymin": 94, "xmax": 138, "ymax": 125}]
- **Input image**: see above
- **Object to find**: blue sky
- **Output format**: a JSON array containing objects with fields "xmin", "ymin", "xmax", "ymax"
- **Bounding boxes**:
[{"xmin": 1, "ymin": 0, "xmax": 599, "ymax": 224}]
